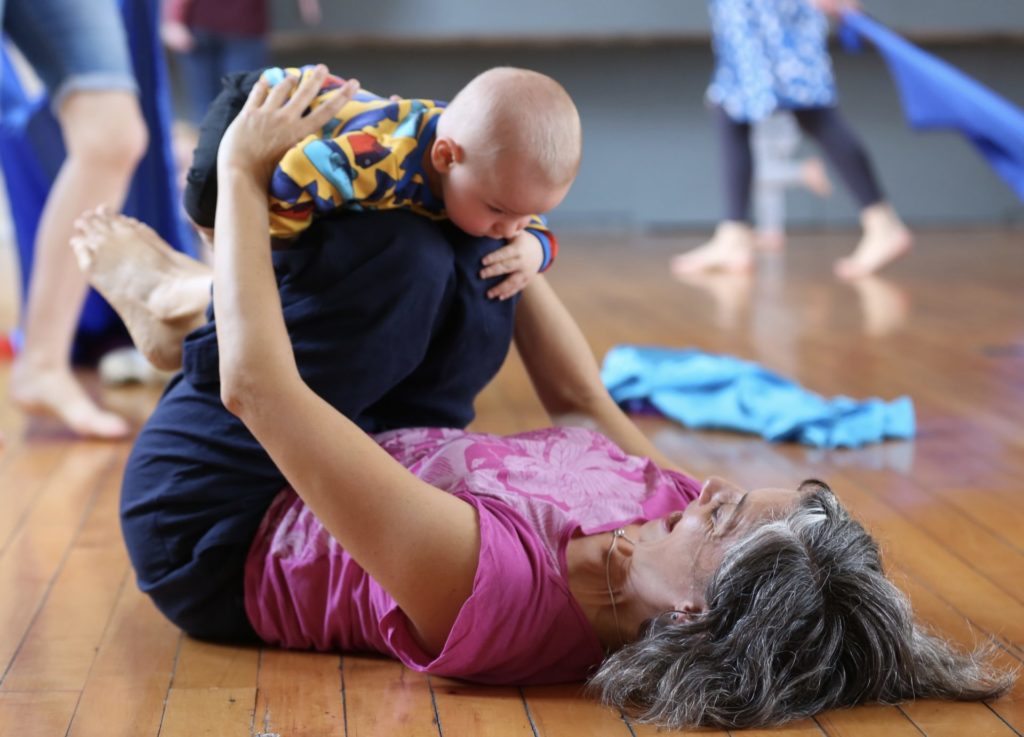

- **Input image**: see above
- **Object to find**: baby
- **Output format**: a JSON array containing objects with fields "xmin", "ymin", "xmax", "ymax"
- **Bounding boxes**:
[{"xmin": 185, "ymin": 65, "xmax": 582, "ymax": 300}]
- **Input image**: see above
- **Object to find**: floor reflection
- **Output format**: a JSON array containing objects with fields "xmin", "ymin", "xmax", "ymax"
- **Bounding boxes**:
[{"xmin": 670, "ymin": 252, "xmax": 910, "ymax": 339}]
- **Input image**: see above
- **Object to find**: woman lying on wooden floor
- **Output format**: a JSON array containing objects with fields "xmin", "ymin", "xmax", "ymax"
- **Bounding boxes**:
[{"xmin": 71, "ymin": 66, "xmax": 1012, "ymax": 729}]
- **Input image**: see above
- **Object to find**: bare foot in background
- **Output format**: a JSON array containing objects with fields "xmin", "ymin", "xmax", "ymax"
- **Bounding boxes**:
[
  {"xmin": 800, "ymin": 157, "xmax": 833, "ymax": 198},
  {"xmin": 756, "ymin": 228, "xmax": 787, "ymax": 252},
  {"xmin": 11, "ymin": 361, "xmax": 131, "ymax": 439},
  {"xmin": 835, "ymin": 203, "xmax": 913, "ymax": 280},
  {"xmin": 671, "ymin": 221, "xmax": 755, "ymax": 276},
  {"xmin": 71, "ymin": 208, "xmax": 212, "ymax": 371}
]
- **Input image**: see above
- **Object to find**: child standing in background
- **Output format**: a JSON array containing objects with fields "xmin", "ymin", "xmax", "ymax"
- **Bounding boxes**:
[{"xmin": 672, "ymin": 0, "xmax": 911, "ymax": 279}]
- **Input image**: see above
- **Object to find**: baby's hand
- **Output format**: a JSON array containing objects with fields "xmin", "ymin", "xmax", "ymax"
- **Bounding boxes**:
[
  {"xmin": 811, "ymin": 0, "xmax": 859, "ymax": 17},
  {"xmin": 479, "ymin": 231, "xmax": 545, "ymax": 300}
]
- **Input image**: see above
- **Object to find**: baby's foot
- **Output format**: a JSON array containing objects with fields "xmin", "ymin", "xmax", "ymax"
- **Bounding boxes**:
[
  {"xmin": 756, "ymin": 228, "xmax": 786, "ymax": 252},
  {"xmin": 834, "ymin": 204, "xmax": 913, "ymax": 280},
  {"xmin": 10, "ymin": 361, "xmax": 130, "ymax": 439},
  {"xmin": 670, "ymin": 222, "xmax": 755, "ymax": 276},
  {"xmin": 800, "ymin": 157, "xmax": 833, "ymax": 198},
  {"xmin": 71, "ymin": 208, "xmax": 211, "ymax": 371}
]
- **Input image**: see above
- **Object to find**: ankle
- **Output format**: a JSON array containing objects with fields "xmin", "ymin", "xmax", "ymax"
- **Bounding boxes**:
[
  {"xmin": 12, "ymin": 353, "xmax": 70, "ymax": 377},
  {"xmin": 860, "ymin": 203, "xmax": 905, "ymax": 233},
  {"xmin": 716, "ymin": 221, "xmax": 755, "ymax": 248}
]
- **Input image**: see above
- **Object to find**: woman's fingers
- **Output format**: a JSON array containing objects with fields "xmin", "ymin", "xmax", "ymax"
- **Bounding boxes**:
[
  {"xmin": 265, "ymin": 71, "xmax": 299, "ymax": 110},
  {"xmin": 285, "ymin": 64, "xmax": 328, "ymax": 115},
  {"xmin": 242, "ymin": 76, "xmax": 270, "ymax": 113},
  {"xmin": 220, "ymin": 66, "xmax": 357, "ymax": 183},
  {"xmin": 304, "ymin": 80, "xmax": 360, "ymax": 133}
]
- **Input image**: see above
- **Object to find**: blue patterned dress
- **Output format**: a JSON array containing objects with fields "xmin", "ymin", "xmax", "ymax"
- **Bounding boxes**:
[{"xmin": 707, "ymin": 0, "xmax": 837, "ymax": 122}]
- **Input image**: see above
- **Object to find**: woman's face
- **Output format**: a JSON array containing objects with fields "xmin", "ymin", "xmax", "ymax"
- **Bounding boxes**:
[{"xmin": 627, "ymin": 477, "xmax": 804, "ymax": 620}]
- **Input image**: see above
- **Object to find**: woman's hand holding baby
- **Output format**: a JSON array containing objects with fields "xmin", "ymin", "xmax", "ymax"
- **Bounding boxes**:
[
  {"xmin": 480, "ymin": 232, "xmax": 546, "ymax": 300},
  {"xmin": 218, "ymin": 65, "xmax": 359, "ymax": 187}
]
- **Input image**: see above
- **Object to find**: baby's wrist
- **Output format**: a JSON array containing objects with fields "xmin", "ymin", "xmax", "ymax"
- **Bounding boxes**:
[{"xmin": 524, "ymin": 228, "xmax": 553, "ymax": 272}]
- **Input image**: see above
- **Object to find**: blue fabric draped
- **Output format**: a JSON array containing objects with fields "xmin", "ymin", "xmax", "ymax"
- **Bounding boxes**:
[
  {"xmin": 840, "ymin": 11, "xmax": 1024, "ymax": 201},
  {"xmin": 601, "ymin": 345, "xmax": 915, "ymax": 449},
  {"xmin": 0, "ymin": 0, "xmax": 192, "ymax": 358}
]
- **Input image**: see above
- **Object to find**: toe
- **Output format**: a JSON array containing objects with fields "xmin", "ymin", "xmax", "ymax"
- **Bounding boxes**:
[
  {"xmin": 670, "ymin": 254, "xmax": 697, "ymax": 276},
  {"xmin": 69, "ymin": 236, "xmax": 95, "ymax": 270},
  {"xmin": 69, "ymin": 408, "xmax": 131, "ymax": 439}
]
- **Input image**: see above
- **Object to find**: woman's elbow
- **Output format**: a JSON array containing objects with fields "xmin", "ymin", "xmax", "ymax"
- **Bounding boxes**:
[
  {"xmin": 219, "ymin": 365, "xmax": 262, "ymax": 419},
  {"xmin": 219, "ymin": 379, "xmax": 251, "ymax": 418},
  {"xmin": 220, "ymin": 359, "xmax": 300, "ymax": 420}
]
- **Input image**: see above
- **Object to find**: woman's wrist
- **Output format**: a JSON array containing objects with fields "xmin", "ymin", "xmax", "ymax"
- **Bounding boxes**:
[{"xmin": 218, "ymin": 160, "xmax": 273, "ymax": 198}]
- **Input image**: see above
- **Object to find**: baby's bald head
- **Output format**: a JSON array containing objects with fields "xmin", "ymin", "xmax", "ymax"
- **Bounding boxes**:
[{"xmin": 437, "ymin": 67, "xmax": 582, "ymax": 189}]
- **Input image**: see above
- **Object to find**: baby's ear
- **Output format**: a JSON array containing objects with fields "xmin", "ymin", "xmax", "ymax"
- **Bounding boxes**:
[{"xmin": 430, "ymin": 137, "xmax": 464, "ymax": 173}]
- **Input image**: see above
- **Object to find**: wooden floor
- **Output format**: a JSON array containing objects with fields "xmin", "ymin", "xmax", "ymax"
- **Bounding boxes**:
[{"xmin": 1, "ymin": 228, "xmax": 1022, "ymax": 736}]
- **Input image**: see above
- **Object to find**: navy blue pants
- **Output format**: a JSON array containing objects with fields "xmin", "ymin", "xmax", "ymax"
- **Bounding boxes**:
[
  {"xmin": 121, "ymin": 210, "xmax": 516, "ymax": 641},
  {"xmin": 717, "ymin": 106, "xmax": 884, "ymax": 223}
]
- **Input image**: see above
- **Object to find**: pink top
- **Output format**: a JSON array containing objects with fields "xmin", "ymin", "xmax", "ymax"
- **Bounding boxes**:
[{"xmin": 244, "ymin": 426, "xmax": 701, "ymax": 684}]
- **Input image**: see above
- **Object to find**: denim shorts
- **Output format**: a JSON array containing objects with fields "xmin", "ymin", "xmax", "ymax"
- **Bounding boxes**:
[{"xmin": 2, "ymin": 0, "xmax": 137, "ymax": 111}]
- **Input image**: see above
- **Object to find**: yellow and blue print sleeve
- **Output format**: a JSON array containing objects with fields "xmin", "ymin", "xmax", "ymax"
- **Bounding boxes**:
[
  {"xmin": 263, "ymin": 66, "xmax": 446, "ymax": 239},
  {"xmin": 524, "ymin": 216, "xmax": 558, "ymax": 272}
]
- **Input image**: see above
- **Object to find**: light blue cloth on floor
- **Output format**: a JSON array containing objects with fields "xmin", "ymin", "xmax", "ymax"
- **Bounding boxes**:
[
  {"xmin": 840, "ymin": 11, "xmax": 1024, "ymax": 200},
  {"xmin": 601, "ymin": 345, "xmax": 915, "ymax": 449}
]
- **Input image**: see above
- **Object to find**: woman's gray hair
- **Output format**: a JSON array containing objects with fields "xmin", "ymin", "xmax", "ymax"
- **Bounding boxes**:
[{"xmin": 589, "ymin": 481, "xmax": 1015, "ymax": 729}]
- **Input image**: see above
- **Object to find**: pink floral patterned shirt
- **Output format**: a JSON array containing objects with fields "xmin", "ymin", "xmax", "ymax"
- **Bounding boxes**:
[{"xmin": 244, "ymin": 426, "xmax": 700, "ymax": 684}]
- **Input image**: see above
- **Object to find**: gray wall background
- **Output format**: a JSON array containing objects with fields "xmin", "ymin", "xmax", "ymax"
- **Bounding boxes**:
[{"xmin": 259, "ymin": 1, "xmax": 1024, "ymax": 230}]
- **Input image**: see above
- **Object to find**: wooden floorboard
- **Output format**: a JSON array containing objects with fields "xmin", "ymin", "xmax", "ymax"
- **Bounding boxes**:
[
  {"xmin": 2, "ymin": 228, "xmax": 1022, "ymax": 735},
  {"xmin": 430, "ymin": 678, "xmax": 534, "ymax": 736},
  {"xmin": 343, "ymin": 656, "xmax": 438, "ymax": 736},
  {"xmin": 253, "ymin": 650, "xmax": 343, "ymax": 737}
]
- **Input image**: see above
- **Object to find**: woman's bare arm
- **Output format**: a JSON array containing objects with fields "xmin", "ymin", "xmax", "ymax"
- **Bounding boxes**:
[
  {"xmin": 513, "ymin": 276, "xmax": 691, "ymax": 476},
  {"xmin": 212, "ymin": 68, "xmax": 479, "ymax": 655}
]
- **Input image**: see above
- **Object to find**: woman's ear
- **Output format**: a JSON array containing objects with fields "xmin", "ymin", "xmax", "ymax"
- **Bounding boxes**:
[{"xmin": 673, "ymin": 599, "xmax": 707, "ymax": 620}]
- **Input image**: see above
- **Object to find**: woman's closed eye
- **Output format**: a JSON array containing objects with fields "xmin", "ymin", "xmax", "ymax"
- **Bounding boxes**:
[{"xmin": 710, "ymin": 500, "xmax": 738, "ymax": 532}]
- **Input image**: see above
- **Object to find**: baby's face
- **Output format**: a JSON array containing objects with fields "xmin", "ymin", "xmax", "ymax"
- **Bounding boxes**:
[{"xmin": 441, "ymin": 156, "xmax": 569, "ymax": 240}]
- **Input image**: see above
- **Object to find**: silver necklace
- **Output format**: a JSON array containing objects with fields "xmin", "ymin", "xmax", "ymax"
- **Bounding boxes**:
[{"xmin": 604, "ymin": 528, "xmax": 635, "ymax": 649}]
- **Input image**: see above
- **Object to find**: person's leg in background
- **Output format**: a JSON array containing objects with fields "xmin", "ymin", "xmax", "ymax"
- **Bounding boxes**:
[
  {"xmin": 751, "ymin": 112, "xmax": 833, "ymax": 251},
  {"xmin": 176, "ymin": 29, "xmax": 228, "ymax": 126},
  {"xmin": 792, "ymin": 106, "xmax": 912, "ymax": 279},
  {"xmin": 5, "ymin": 0, "xmax": 147, "ymax": 437},
  {"xmin": 175, "ymin": 29, "xmax": 267, "ymax": 127},
  {"xmin": 753, "ymin": 181, "xmax": 789, "ymax": 252},
  {"xmin": 671, "ymin": 107, "xmax": 756, "ymax": 276},
  {"xmin": 219, "ymin": 32, "xmax": 268, "ymax": 82}
]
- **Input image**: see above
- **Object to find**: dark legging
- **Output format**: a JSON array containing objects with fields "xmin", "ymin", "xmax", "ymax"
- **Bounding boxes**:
[{"xmin": 717, "ymin": 106, "xmax": 884, "ymax": 223}]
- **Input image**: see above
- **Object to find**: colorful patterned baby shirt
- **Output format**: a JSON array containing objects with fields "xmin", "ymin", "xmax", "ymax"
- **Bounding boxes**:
[{"xmin": 265, "ymin": 67, "xmax": 558, "ymax": 271}]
